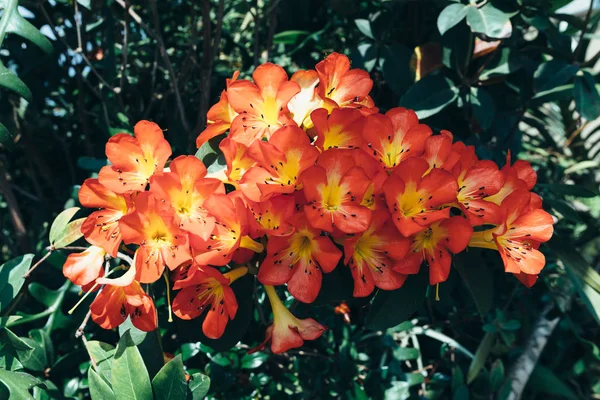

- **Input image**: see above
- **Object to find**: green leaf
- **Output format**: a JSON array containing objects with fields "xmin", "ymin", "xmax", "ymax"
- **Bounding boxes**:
[
  {"xmin": 0, "ymin": 122, "xmax": 14, "ymax": 150},
  {"xmin": 0, "ymin": 254, "xmax": 34, "ymax": 313},
  {"xmin": 530, "ymin": 83, "xmax": 574, "ymax": 106},
  {"xmin": 152, "ymin": 355, "xmax": 187, "ymax": 400},
  {"xmin": 354, "ymin": 42, "xmax": 378, "ymax": 73},
  {"xmin": 28, "ymin": 283, "xmax": 61, "ymax": 308},
  {"xmin": 0, "ymin": 328, "xmax": 33, "ymax": 371},
  {"xmin": 453, "ymin": 249, "xmax": 494, "ymax": 318},
  {"xmin": 111, "ymin": 331, "xmax": 153, "ymax": 400},
  {"xmin": 479, "ymin": 48, "xmax": 520, "ymax": 80},
  {"xmin": 534, "ymin": 60, "xmax": 578, "ymax": 93},
  {"xmin": 399, "ymin": 75, "xmax": 458, "ymax": 119},
  {"xmin": 573, "ymin": 71, "xmax": 600, "ymax": 121},
  {"xmin": 273, "ymin": 30, "xmax": 310, "ymax": 45},
  {"xmin": 441, "ymin": 20, "xmax": 473, "ymax": 73},
  {"xmin": 393, "ymin": 347, "xmax": 419, "ymax": 361},
  {"xmin": 188, "ymin": 372, "xmax": 211, "ymax": 400},
  {"xmin": 6, "ymin": 11, "xmax": 53, "ymax": 54},
  {"xmin": 88, "ymin": 367, "xmax": 115, "ymax": 400},
  {"xmin": 0, "ymin": 368, "xmax": 43, "ymax": 400},
  {"xmin": 546, "ymin": 199, "xmax": 581, "ymax": 222},
  {"xmin": 437, "ymin": 4, "xmax": 468, "ymax": 35},
  {"xmin": 453, "ymin": 385, "xmax": 469, "ymax": 400},
  {"xmin": 241, "ymin": 352, "xmax": 268, "ymax": 369},
  {"xmin": 554, "ymin": 246, "xmax": 600, "ymax": 294},
  {"xmin": 354, "ymin": 19, "xmax": 374, "ymax": 40},
  {"xmin": 19, "ymin": 329, "xmax": 53, "ymax": 372},
  {"xmin": 49, "ymin": 207, "xmax": 80, "ymax": 246},
  {"xmin": 466, "ymin": 4, "xmax": 511, "ymax": 39},
  {"xmin": 85, "ymin": 341, "xmax": 115, "ymax": 384},
  {"xmin": 195, "ymin": 135, "xmax": 226, "ymax": 175},
  {"xmin": 467, "ymin": 332, "xmax": 495, "ymax": 384},
  {"xmin": 379, "ymin": 43, "xmax": 413, "ymax": 95},
  {"xmin": 536, "ymin": 183, "xmax": 598, "ymax": 198},
  {"xmin": 470, "ymin": 87, "xmax": 495, "ymax": 131},
  {"xmin": 76, "ymin": 0, "xmax": 91, "ymax": 10},
  {"xmin": 366, "ymin": 269, "xmax": 428, "ymax": 331},
  {"xmin": 527, "ymin": 365, "xmax": 578, "ymax": 400},
  {"xmin": 51, "ymin": 217, "xmax": 85, "ymax": 248},
  {"xmin": 0, "ymin": 60, "xmax": 32, "ymax": 101},
  {"xmin": 118, "ymin": 319, "xmax": 164, "ymax": 379},
  {"xmin": 489, "ymin": 359, "xmax": 505, "ymax": 391}
]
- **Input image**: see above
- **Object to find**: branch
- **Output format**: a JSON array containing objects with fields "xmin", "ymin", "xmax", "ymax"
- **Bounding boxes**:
[
  {"xmin": 573, "ymin": 0, "xmax": 594, "ymax": 62},
  {"xmin": 0, "ymin": 162, "xmax": 30, "ymax": 253}
]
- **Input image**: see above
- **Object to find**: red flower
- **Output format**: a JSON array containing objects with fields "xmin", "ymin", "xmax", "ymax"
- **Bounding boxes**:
[
  {"xmin": 240, "ymin": 126, "xmax": 319, "ymax": 202},
  {"xmin": 422, "ymin": 130, "xmax": 453, "ymax": 171},
  {"xmin": 119, "ymin": 192, "xmax": 191, "ymax": 283},
  {"xmin": 468, "ymin": 190, "xmax": 553, "ymax": 279},
  {"xmin": 343, "ymin": 210, "xmax": 411, "ymax": 297},
  {"xmin": 150, "ymin": 155, "xmax": 224, "ymax": 240},
  {"xmin": 227, "ymin": 63, "xmax": 300, "ymax": 145},
  {"xmin": 90, "ymin": 280, "xmax": 157, "ymax": 332},
  {"xmin": 485, "ymin": 152, "xmax": 537, "ymax": 206},
  {"xmin": 316, "ymin": 52, "xmax": 373, "ymax": 109},
  {"xmin": 258, "ymin": 213, "xmax": 342, "ymax": 303},
  {"xmin": 79, "ymin": 178, "xmax": 133, "ymax": 257},
  {"xmin": 300, "ymin": 149, "xmax": 372, "ymax": 233},
  {"xmin": 394, "ymin": 216, "xmax": 473, "ymax": 285},
  {"xmin": 250, "ymin": 285, "xmax": 326, "ymax": 354},
  {"xmin": 98, "ymin": 121, "xmax": 172, "ymax": 193},
  {"xmin": 362, "ymin": 108, "xmax": 431, "ymax": 169},
  {"xmin": 219, "ymin": 137, "xmax": 256, "ymax": 184},
  {"xmin": 196, "ymin": 71, "xmax": 240, "ymax": 148},
  {"xmin": 384, "ymin": 157, "xmax": 458, "ymax": 236},
  {"xmin": 172, "ymin": 266, "xmax": 246, "ymax": 339},
  {"xmin": 312, "ymin": 107, "xmax": 364, "ymax": 151},
  {"xmin": 63, "ymin": 246, "xmax": 106, "ymax": 287},
  {"xmin": 247, "ymin": 194, "xmax": 296, "ymax": 237},
  {"xmin": 190, "ymin": 193, "xmax": 263, "ymax": 266}
]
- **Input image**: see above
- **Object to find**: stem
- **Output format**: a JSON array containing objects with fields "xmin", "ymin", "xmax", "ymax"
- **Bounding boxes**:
[
  {"xmin": 0, "ymin": 0, "xmax": 18, "ymax": 45},
  {"xmin": 163, "ymin": 273, "xmax": 173, "ymax": 323},
  {"xmin": 23, "ymin": 251, "xmax": 52, "ymax": 278},
  {"xmin": 573, "ymin": 0, "xmax": 594, "ymax": 62},
  {"xmin": 68, "ymin": 283, "xmax": 99, "ymax": 315}
]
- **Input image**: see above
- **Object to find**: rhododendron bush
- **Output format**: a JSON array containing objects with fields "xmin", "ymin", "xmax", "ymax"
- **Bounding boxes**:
[
  {"xmin": 2, "ymin": 1, "xmax": 600, "ymax": 399},
  {"xmin": 61, "ymin": 53, "xmax": 554, "ymax": 352}
]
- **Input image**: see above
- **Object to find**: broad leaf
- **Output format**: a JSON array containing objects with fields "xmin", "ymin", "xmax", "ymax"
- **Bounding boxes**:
[
  {"xmin": 111, "ymin": 331, "xmax": 153, "ymax": 400},
  {"xmin": 0, "ymin": 122, "xmax": 13, "ymax": 150},
  {"xmin": 88, "ymin": 367, "xmax": 115, "ymax": 400},
  {"xmin": 466, "ymin": 4, "xmax": 511, "ymax": 39},
  {"xmin": 118, "ymin": 318, "xmax": 164, "ymax": 378},
  {"xmin": 437, "ymin": 4, "xmax": 468, "ymax": 35},
  {"xmin": 188, "ymin": 372, "xmax": 211, "ymax": 400},
  {"xmin": 573, "ymin": 71, "xmax": 600, "ymax": 121},
  {"xmin": 86, "ymin": 341, "xmax": 115, "ymax": 384},
  {"xmin": 467, "ymin": 332, "xmax": 495, "ymax": 383},
  {"xmin": 241, "ymin": 352, "xmax": 268, "ymax": 369},
  {"xmin": 0, "ymin": 254, "xmax": 34, "ymax": 313},
  {"xmin": 354, "ymin": 19, "xmax": 374, "ymax": 40},
  {"xmin": 152, "ymin": 355, "xmax": 187, "ymax": 400},
  {"xmin": 366, "ymin": 269, "xmax": 428, "ymax": 331},
  {"xmin": 49, "ymin": 207, "xmax": 80, "ymax": 246},
  {"xmin": 470, "ymin": 87, "xmax": 495, "ymax": 131},
  {"xmin": 527, "ymin": 365, "xmax": 578, "ymax": 399},
  {"xmin": 6, "ymin": 11, "xmax": 53, "ymax": 54},
  {"xmin": 195, "ymin": 136, "xmax": 226, "ymax": 175},
  {"xmin": 534, "ymin": 60, "xmax": 578, "ymax": 93},
  {"xmin": 399, "ymin": 75, "xmax": 458, "ymax": 119},
  {"xmin": 379, "ymin": 43, "xmax": 413, "ymax": 94},
  {"xmin": 0, "ymin": 368, "xmax": 43, "ymax": 400},
  {"xmin": 0, "ymin": 61, "xmax": 32, "ymax": 101}
]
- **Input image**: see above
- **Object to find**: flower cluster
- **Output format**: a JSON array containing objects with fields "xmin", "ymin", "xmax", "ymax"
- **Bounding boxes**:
[{"xmin": 63, "ymin": 53, "xmax": 554, "ymax": 354}]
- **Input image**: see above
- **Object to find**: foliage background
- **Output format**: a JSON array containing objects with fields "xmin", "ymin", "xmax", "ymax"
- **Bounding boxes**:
[{"xmin": 1, "ymin": 0, "xmax": 600, "ymax": 399}]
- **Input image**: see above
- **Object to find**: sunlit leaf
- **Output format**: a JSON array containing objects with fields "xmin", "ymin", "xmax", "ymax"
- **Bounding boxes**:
[{"xmin": 0, "ymin": 254, "xmax": 34, "ymax": 314}]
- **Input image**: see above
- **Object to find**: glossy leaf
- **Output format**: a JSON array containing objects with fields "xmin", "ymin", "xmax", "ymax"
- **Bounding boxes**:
[
  {"xmin": 6, "ymin": 11, "xmax": 53, "ymax": 54},
  {"xmin": 195, "ymin": 135, "xmax": 226, "ymax": 175},
  {"xmin": 88, "ymin": 367, "xmax": 115, "ymax": 400},
  {"xmin": 49, "ymin": 207, "xmax": 80, "ymax": 246},
  {"xmin": 152, "ymin": 355, "xmax": 187, "ymax": 400},
  {"xmin": 0, "ymin": 254, "xmax": 34, "ymax": 313},
  {"xmin": 534, "ymin": 60, "xmax": 578, "ymax": 93},
  {"xmin": 0, "ymin": 368, "xmax": 43, "ymax": 400},
  {"xmin": 241, "ymin": 352, "xmax": 268, "ymax": 369},
  {"xmin": 354, "ymin": 19, "xmax": 374, "ymax": 40},
  {"xmin": 437, "ymin": 4, "xmax": 469, "ymax": 35},
  {"xmin": 466, "ymin": 4, "xmax": 511, "ymax": 39},
  {"xmin": 0, "ymin": 61, "xmax": 32, "ymax": 101},
  {"xmin": 188, "ymin": 372, "xmax": 211, "ymax": 400},
  {"xmin": 379, "ymin": 43, "xmax": 413, "ymax": 94},
  {"xmin": 470, "ymin": 86, "xmax": 495, "ymax": 131},
  {"xmin": 111, "ymin": 331, "xmax": 153, "ymax": 400},
  {"xmin": 118, "ymin": 319, "xmax": 164, "ymax": 379},
  {"xmin": 0, "ymin": 122, "xmax": 13, "ymax": 150},
  {"xmin": 573, "ymin": 71, "xmax": 600, "ymax": 121},
  {"xmin": 399, "ymin": 75, "xmax": 458, "ymax": 119}
]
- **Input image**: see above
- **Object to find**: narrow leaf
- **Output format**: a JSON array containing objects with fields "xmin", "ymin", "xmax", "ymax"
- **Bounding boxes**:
[
  {"xmin": 467, "ymin": 332, "xmax": 495, "ymax": 383},
  {"xmin": 0, "ymin": 61, "xmax": 32, "ymax": 101}
]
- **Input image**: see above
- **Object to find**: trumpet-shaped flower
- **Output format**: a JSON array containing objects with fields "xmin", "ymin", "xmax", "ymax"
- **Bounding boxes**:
[
  {"xmin": 79, "ymin": 178, "xmax": 133, "ymax": 257},
  {"xmin": 384, "ymin": 157, "xmax": 458, "ymax": 236},
  {"xmin": 150, "ymin": 155, "xmax": 224, "ymax": 240},
  {"xmin": 362, "ymin": 108, "xmax": 431, "ymax": 169},
  {"xmin": 300, "ymin": 149, "xmax": 372, "ymax": 233},
  {"xmin": 312, "ymin": 107, "xmax": 364, "ymax": 151},
  {"xmin": 248, "ymin": 194, "xmax": 296, "ymax": 237},
  {"xmin": 250, "ymin": 285, "xmax": 326, "ymax": 354},
  {"xmin": 227, "ymin": 63, "xmax": 300, "ymax": 145},
  {"xmin": 316, "ymin": 52, "xmax": 373, "ymax": 109},
  {"xmin": 119, "ymin": 192, "xmax": 191, "ymax": 283},
  {"xmin": 90, "ymin": 279, "xmax": 157, "ymax": 332},
  {"xmin": 172, "ymin": 266, "xmax": 246, "ymax": 339},
  {"xmin": 63, "ymin": 245, "xmax": 106, "ymax": 287},
  {"xmin": 343, "ymin": 210, "xmax": 411, "ymax": 297},
  {"xmin": 394, "ymin": 216, "xmax": 473, "ymax": 285},
  {"xmin": 258, "ymin": 213, "xmax": 342, "ymax": 303},
  {"xmin": 99, "ymin": 120, "xmax": 172, "ymax": 193}
]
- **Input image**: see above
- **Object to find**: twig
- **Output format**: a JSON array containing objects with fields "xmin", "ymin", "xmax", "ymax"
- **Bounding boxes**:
[
  {"xmin": 73, "ymin": 0, "xmax": 83, "ymax": 52},
  {"xmin": 119, "ymin": 1, "xmax": 130, "ymax": 92},
  {"xmin": 81, "ymin": 335, "xmax": 98, "ymax": 370},
  {"xmin": 75, "ymin": 310, "xmax": 92, "ymax": 338},
  {"xmin": 0, "ymin": 162, "xmax": 30, "ymax": 253},
  {"xmin": 252, "ymin": 1, "xmax": 260, "ymax": 66},
  {"xmin": 573, "ymin": 0, "xmax": 594, "ymax": 62},
  {"xmin": 23, "ymin": 251, "xmax": 52, "ymax": 278}
]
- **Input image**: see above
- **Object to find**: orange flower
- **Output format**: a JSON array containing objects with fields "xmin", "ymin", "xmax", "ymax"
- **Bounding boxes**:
[
  {"xmin": 196, "ymin": 71, "xmax": 240, "ymax": 148},
  {"xmin": 219, "ymin": 137, "xmax": 257, "ymax": 184},
  {"xmin": 343, "ymin": 210, "xmax": 410, "ymax": 297},
  {"xmin": 287, "ymin": 70, "xmax": 324, "ymax": 128},
  {"xmin": 190, "ymin": 193, "xmax": 263, "ymax": 266},
  {"xmin": 227, "ymin": 63, "xmax": 300, "ymax": 145},
  {"xmin": 300, "ymin": 149, "xmax": 372, "ymax": 234},
  {"xmin": 422, "ymin": 130, "xmax": 454, "ymax": 171},
  {"xmin": 312, "ymin": 107, "xmax": 364, "ymax": 151},
  {"xmin": 394, "ymin": 216, "xmax": 473, "ymax": 285},
  {"xmin": 315, "ymin": 52, "xmax": 373, "ymax": 109},
  {"xmin": 485, "ymin": 152, "xmax": 537, "ymax": 206},
  {"xmin": 257, "ymin": 213, "xmax": 342, "ymax": 303},
  {"xmin": 63, "ymin": 245, "xmax": 106, "ymax": 287},
  {"xmin": 119, "ymin": 192, "xmax": 191, "ymax": 283},
  {"xmin": 172, "ymin": 266, "xmax": 246, "ymax": 339},
  {"xmin": 98, "ymin": 121, "xmax": 172, "ymax": 193},
  {"xmin": 468, "ymin": 190, "xmax": 554, "ymax": 279},
  {"xmin": 90, "ymin": 279, "xmax": 157, "ymax": 332},
  {"xmin": 240, "ymin": 126, "xmax": 319, "ymax": 202},
  {"xmin": 247, "ymin": 194, "xmax": 296, "ymax": 237},
  {"xmin": 384, "ymin": 157, "xmax": 458, "ymax": 237},
  {"xmin": 249, "ymin": 285, "xmax": 326, "ymax": 354},
  {"xmin": 362, "ymin": 108, "xmax": 432, "ymax": 169},
  {"xmin": 150, "ymin": 155, "xmax": 224, "ymax": 240},
  {"xmin": 79, "ymin": 178, "xmax": 133, "ymax": 257}
]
